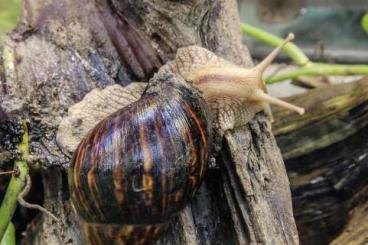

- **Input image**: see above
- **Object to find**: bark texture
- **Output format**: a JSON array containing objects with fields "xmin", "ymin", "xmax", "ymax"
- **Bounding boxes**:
[
  {"xmin": 273, "ymin": 77, "xmax": 368, "ymax": 244},
  {"xmin": 0, "ymin": 0, "xmax": 298, "ymax": 244}
]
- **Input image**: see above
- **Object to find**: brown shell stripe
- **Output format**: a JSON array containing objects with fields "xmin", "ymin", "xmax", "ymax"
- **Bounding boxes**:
[
  {"xmin": 181, "ymin": 99, "xmax": 208, "ymax": 177},
  {"xmin": 74, "ymin": 137, "xmax": 103, "ymax": 220},
  {"xmin": 178, "ymin": 99, "xmax": 208, "ymax": 203},
  {"xmin": 76, "ymin": 135, "xmax": 99, "ymax": 219},
  {"xmin": 181, "ymin": 106, "xmax": 198, "ymax": 174},
  {"xmin": 152, "ymin": 113, "xmax": 168, "ymax": 217},
  {"xmin": 85, "ymin": 224, "xmax": 104, "ymax": 245},
  {"xmin": 139, "ymin": 112, "xmax": 154, "ymax": 207},
  {"xmin": 73, "ymin": 138, "xmax": 93, "ymax": 219},
  {"xmin": 125, "ymin": 113, "xmax": 141, "ymax": 223},
  {"xmin": 159, "ymin": 99, "xmax": 180, "ymax": 209},
  {"xmin": 112, "ymin": 112, "xmax": 125, "ymax": 206},
  {"xmin": 178, "ymin": 105, "xmax": 199, "ymax": 201},
  {"xmin": 86, "ymin": 122, "xmax": 109, "ymax": 221},
  {"xmin": 183, "ymin": 118, "xmax": 198, "ymax": 194}
]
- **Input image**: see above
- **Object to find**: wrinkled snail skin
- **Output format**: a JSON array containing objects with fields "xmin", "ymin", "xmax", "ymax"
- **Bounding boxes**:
[{"xmin": 68, "ymin": 75, "xmax": 211, "ymax": 244}]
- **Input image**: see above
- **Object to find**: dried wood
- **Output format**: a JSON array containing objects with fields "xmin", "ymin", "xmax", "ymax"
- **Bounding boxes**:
[{"xmin": 273, "ymin": 77, "xmax": 368, "ymax": 244}]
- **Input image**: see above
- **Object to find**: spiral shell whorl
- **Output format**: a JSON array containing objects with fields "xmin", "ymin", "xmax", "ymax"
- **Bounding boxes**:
[{"xmin": 68, "ymin": 73, "xmax": 211, "ymax": 228}]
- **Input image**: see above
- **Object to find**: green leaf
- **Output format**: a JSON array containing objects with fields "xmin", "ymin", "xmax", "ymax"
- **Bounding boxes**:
[
  {"xmin": 0, "ymin": 223, "xmax": 15, "ymax": 245},
  {"xmin": 362, "ymin": 13, "xmax": 368, "ymax": 35}
]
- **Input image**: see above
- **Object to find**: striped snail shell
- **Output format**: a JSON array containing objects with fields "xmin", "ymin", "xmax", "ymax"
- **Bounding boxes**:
[{"xmin": 64, "ymin": 73, "xmax": 211, "ymax": 244}]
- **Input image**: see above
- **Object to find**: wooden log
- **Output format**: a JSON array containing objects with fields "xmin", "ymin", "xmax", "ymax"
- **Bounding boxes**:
[
  {"xmin": 331, "ymin": 186, "xmax": 368, "ymax": 245},
  {"xmin": 273, "ymin": 77, "xmax": 368, "ymax": 160},
  {"xmin": 273, "ymin": 77, "xmax": 368, "ymax": 244}
]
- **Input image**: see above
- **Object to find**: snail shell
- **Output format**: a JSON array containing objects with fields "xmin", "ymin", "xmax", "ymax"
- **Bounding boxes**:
[{"xmin": 66, "ymin": 73, "xmax": 211, "ymax": 243}]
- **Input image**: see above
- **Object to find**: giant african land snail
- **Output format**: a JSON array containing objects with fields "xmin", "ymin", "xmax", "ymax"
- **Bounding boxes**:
[{"xmin": 57, "ymin": 33, "xmax": 303, "ymax": 244}]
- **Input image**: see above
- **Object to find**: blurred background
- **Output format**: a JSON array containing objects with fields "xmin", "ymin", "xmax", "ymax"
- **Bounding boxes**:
[
  {"xmin": 239, "ymin": 0, "xmax": 368, "ymax": 97},
  {"xmin": 0, "ymin": 0, "xmax": 21, "ymax": 41},
  {"xmin": 238, "ymin": 0, "xmax": 368, "ymax": 63},
  {"xmin": 1, "ymin": 1, "xmax": 368, "ymax": 245}
]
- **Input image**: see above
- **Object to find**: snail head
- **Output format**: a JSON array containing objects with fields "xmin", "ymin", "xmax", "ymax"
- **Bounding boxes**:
[{"xmin": 186, "ymin": 33, "xmax": 304, "ymax": 115}]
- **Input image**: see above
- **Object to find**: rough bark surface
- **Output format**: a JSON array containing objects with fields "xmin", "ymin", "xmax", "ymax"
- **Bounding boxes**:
[
  {"xmin": 0, "ymin": 0, "xmax": 298, "ymax": 244},
  {"xmin": 273, "ymin": 77, "xmax": 368, "ymax": 244}
]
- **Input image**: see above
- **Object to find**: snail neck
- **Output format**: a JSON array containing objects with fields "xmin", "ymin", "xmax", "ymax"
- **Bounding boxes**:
[
  {"xmin": 188, "ymin": 66, "xmax": 263, "ymax": 100},
  {"xmin": 186, "ymin": 32, "xmax": 295, "ymax": 100},
  {"xmin": 187, "ymin": 65, "xmax": 304, "ymax": 116}
]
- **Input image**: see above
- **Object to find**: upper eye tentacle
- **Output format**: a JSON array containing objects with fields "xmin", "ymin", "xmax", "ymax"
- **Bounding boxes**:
[{"xmin": 253, "ymin": 33, "xmax": 295, "ymax": 76}]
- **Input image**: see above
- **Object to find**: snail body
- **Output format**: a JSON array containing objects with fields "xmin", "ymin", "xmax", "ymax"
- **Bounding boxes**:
[{"xmin": 62, "ymin": 33, "xmax": 304, "ymax": 244}]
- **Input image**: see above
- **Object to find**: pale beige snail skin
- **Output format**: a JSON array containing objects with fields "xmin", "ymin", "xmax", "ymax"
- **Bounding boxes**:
[
  {"xmin": 58, "ymin": 33, "xmax": 304, "ymax": 245},
  {"xmin": 164, "ymin": 33, "xmax": 304, "ymax": 140}
]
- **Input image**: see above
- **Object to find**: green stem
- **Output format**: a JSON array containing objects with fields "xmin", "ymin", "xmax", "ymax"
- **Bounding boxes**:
[
  {"xmin": 267, "ymin": 63, "xmax": 368, "ymax": 84},
  {"xmin": 0, "ymin": 121, "xmax": 29, "ymax": 240},
  {"xmin": 240, "ymin": 23, "xmax": 311, "ymax": 66},
  {"xmin": 1, "ymin": 223, "xmax": 15, "ymax": 245},
  {"xmin": 241, "ymin": 23, "xmax": 368, "ymax": 84}
]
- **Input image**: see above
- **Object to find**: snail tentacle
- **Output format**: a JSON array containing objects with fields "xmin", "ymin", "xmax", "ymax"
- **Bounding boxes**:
[{"xmin": 251, "ymin": 89, "xmax": 305, "ymax": 115}]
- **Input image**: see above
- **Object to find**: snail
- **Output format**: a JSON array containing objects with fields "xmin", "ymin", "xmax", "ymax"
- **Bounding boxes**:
[{"xmin": 57, "ymin": 33, "xmax": 303, "ymax": 245}]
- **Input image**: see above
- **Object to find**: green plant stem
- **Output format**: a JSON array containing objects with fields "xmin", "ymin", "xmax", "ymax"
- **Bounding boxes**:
[
  {"xmin": 1, "ymin": 223, "xmax": 15, "ymax": 245},
  {"xmin": 240, "ymin": 23, "xmax": 311, "ymax": 66},
  {"xmin": 0, "ymin": 122, "xmax": 29, "ymax": 240},
  {"xmin": 267, "ymin": 63, "xmax": 368, "ymax": 84},
  {"xmin": 240, "ymin": 23, "xmax": 368, "ymax": 83}
]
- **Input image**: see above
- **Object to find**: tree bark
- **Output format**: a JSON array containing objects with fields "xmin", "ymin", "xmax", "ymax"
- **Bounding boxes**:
[
  {"xmin": 0, "ymin": 0, "xmax": 298, "ymax": 244},
  {"xmin": 273, "ymin": 77, "xmax": 368, "ymax": 244}
]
